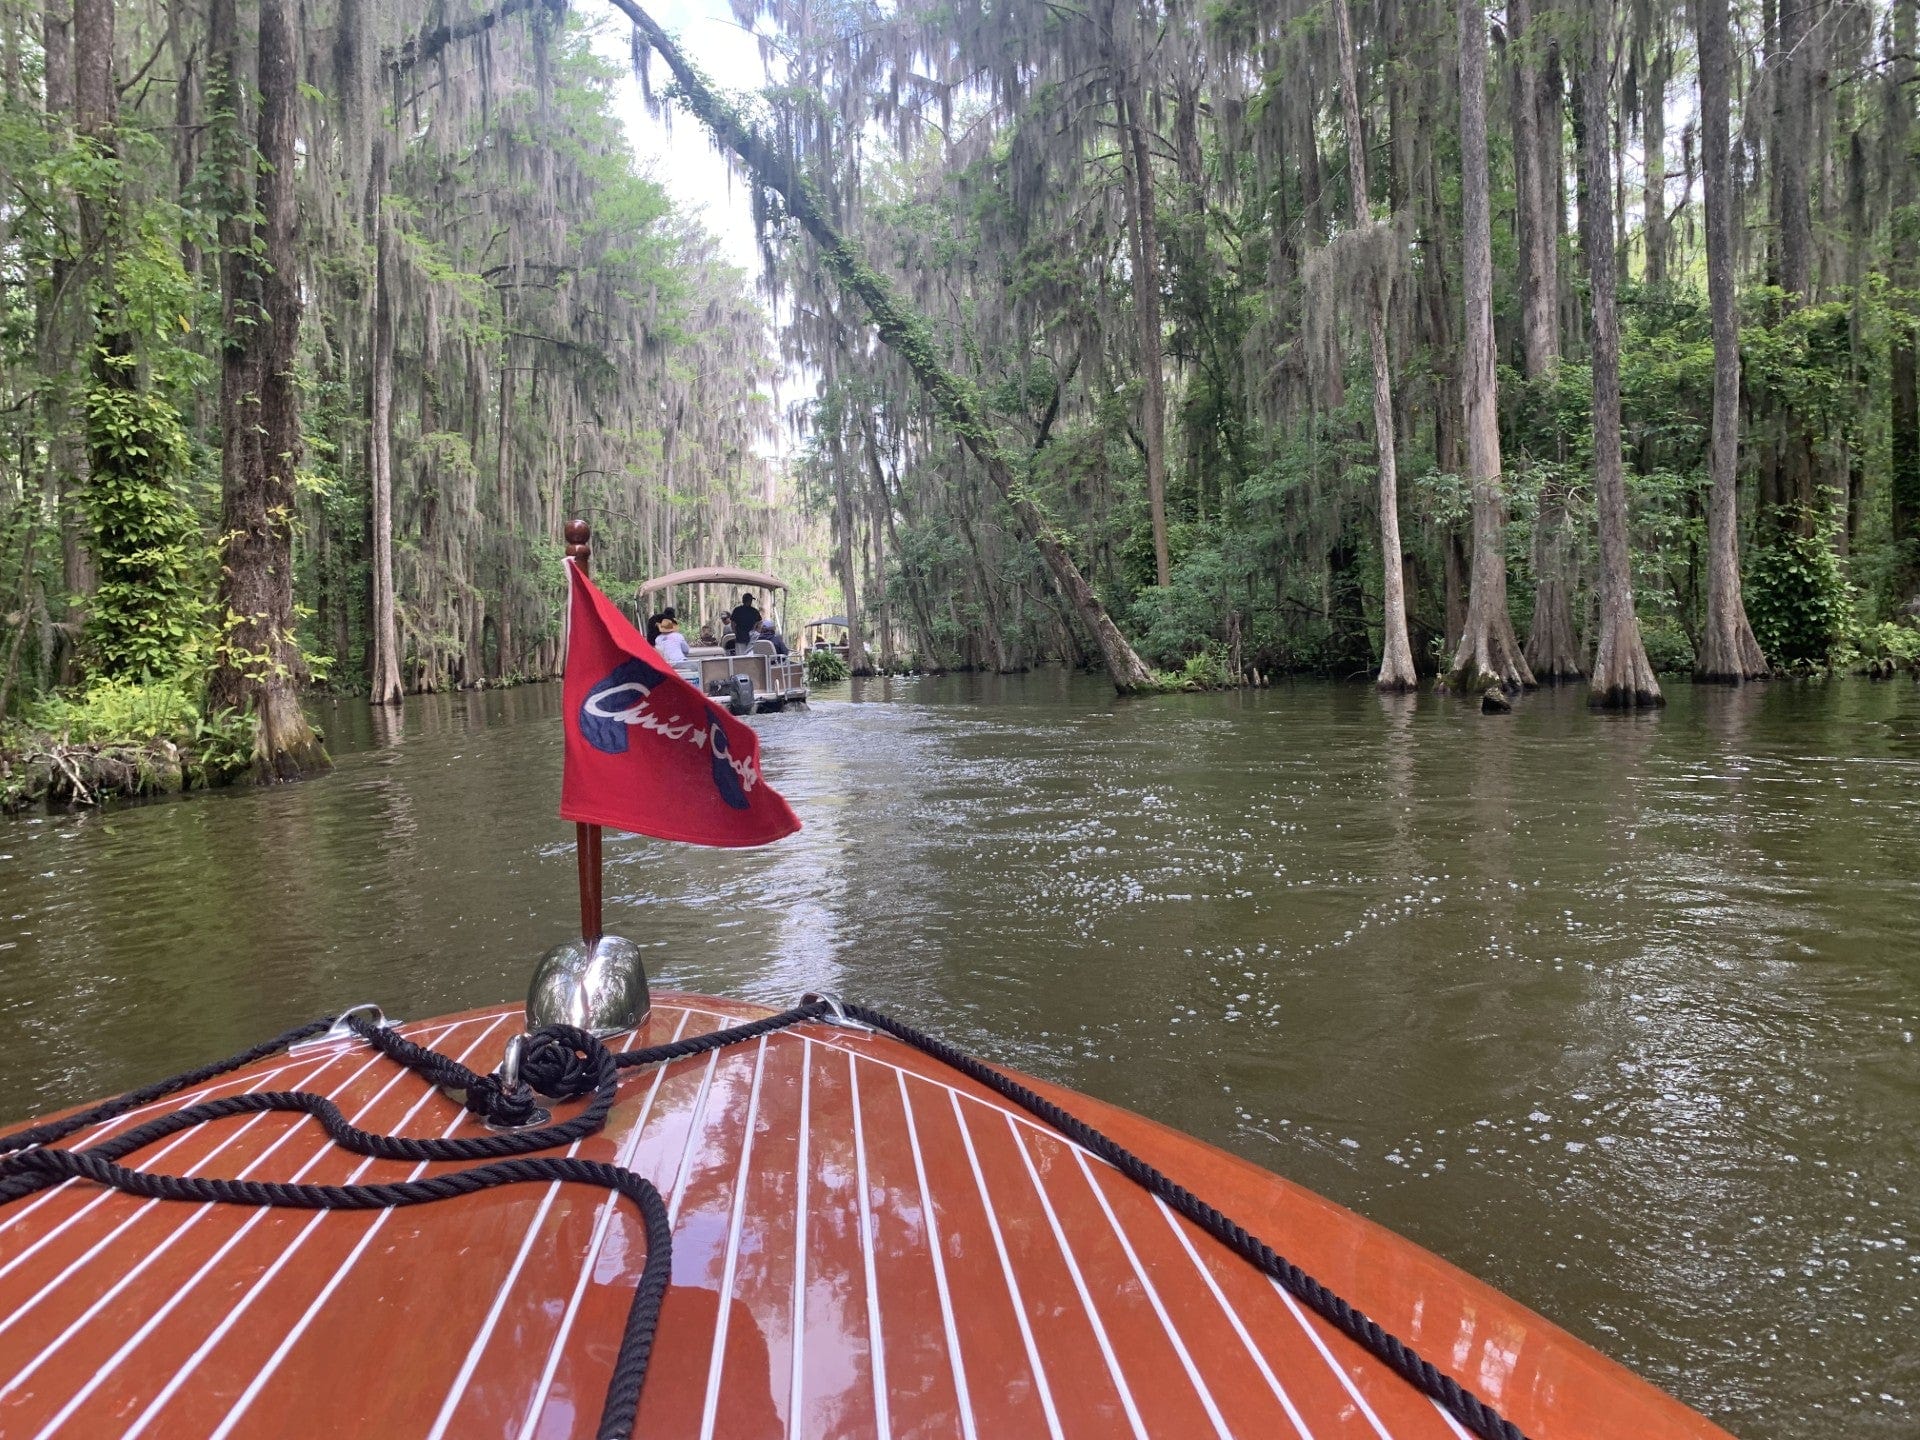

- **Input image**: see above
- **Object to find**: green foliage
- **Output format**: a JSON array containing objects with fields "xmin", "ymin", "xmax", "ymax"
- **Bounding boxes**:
[
  {"xmin": 806, "ymin": 646, "xmax": 851, "ymax": 684},
  {"xmin": 1128, "ymin": 543, "xmax": 1233, "ymax": 667},
  {"xmin": 1745, "ymin": 512, "xmax": 1855, "ymax": 668},
  {"xmin": 18, "ymin": 675, "xmax": 254, "ymax": 785},
  {"xmin": 80, "ymin": 371, "xmax": 212, "ymax": 680},
  {"xmin": 1172, "ymin": 645, "xmax": 1235, "ymax": 690},
  {"xmin": 1741, "ymin": 290, "xmax": 1862, "ymax": 447},
  {"xmin": 27, "ymin": 675, "xmax": 202, "ymax": 744},
  {"xmin": 1135, "ymin": 644, "xmax": 1232, "ymax": 692},
  {"xmin": 1637, "ymin": 618, "xmax": 1696, "ymax": 674},
  {"xmin": 1837, "ymin": 620, "xmax": 1920, "ymax": 670}
]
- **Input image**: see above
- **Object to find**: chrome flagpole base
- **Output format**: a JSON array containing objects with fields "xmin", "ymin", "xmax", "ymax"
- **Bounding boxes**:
[{"xmin": 526, "ymin": 934, "xmax": 651, "ymax": 1037}]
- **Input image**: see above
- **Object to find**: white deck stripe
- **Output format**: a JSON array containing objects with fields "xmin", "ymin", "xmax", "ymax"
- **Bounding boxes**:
[
  {"xmin": 1009, "ymin": 1122, "xmax": 1149, "ymax": 1440},
  {"xmin": 31, "ymin": 1020, "xmax": 470, "ymax": 1440},
  {"xmin": 1072, "ymin": 1150, "xmax": 1234, "ymax": 1440},
  {"xmin": 0, "ymin": 1051, "xmax": 355, "ymax": 1241},
  {"xmin": 202, "ymin": 1016, "xmax": 511, "ymax": 1440},
  {"xmin": 849, "ymin": 1054, "xmax": 893, "ymax": 1440},
  {"xmin": 0, "ymin": 1036, "xmax": 394, "ymax": 1371},
  {"xmin": 785, "ymin": 1038, "xmax": 812, "ymax": 1440},
  {"xmin": 0, "ymin": 1055, "xmax": 333, "ymax": 1285},
  {"xmin": 820, "ymin": 1038, "xmax": 1115, "ymax": 1154},
  {"xmin": 893, "ymin": 1068, "xmax": 977, "ymax": 1440},
  {"xmin": 513, "ymin": 1009, "xmax": 693, "ymax": 1440},
  {"xmin": 949, "ymin": 1091, "xmax": 1066, "ymax": 1440},
  {"xmin": 1272, "ymin": 1282, "xmax": 1398, "ymax": 1440},
  {"xmin": 1154, "ymin": 1198, "xmax": 1317, "ymax": 1440},
  {"xmin": 420, "ymin": 1022, "xmax": 646, "ymax": 1440},
  {"xmin": 697, "ymin": 1036, "xmax": 769, "ymax": 1440},
  {"xmin": 666, "ymin": 1048, "xmax": 723, "ymax": 1225},
  {"xmin": 1432, "ymin": 1401, "xmax": 1478, "ymax": 1440}
]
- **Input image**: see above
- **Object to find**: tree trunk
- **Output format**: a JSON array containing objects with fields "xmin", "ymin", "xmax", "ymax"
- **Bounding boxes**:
[
  {"xmin": 1578, "ymin": 0, "xmax": 1661, "ymax": 708},
  {"xmin": 206, "ymin": 0, "xmax": 327, "ymax": 775},
  {"xmin": 1104, "ymin": 0, "xmax": 1172, "ymax": 590},
  {"xmin": 1510, "ymin": 0, "xmax": 1561, "ymax": 373},
  {"xmin": 870, "ymin": 446, "xmax": 940, "ymax": 666},
  {"xmin": 618, "ymin": 0, "xmax": 1156, "ymax": 692},
  {"xmin": 1694, "ymin": 0, "xmax": 1770, "ymax": 679},
  {"xmin": 1772, "ymin": 0, "xmax": 1821, "ymax": 530},
  {"xmin": 39, "ymin": 0, "xmax": 90, "ymax": 682},
  {"xmin": 1526, "ymin": 485, "xmax": 1584, "ymax": 679},
  {"xmin": 831, "ymin": 433, "xmax": 868, "ymax": 673},
  {"xmin": 1331, "ymin": 0, "xmax": 1417, "ymax": 691},
  {"xmin": 1642, "ymin": 30, "xmax": 1670, "ymax": 285},
  {"xmin": 368, "ymin": 138, "xmax": 405, "ymax": 706},
  {"xmin": 1512, "ymin": 0, "xmax": 1583, "ymax": 680},
  {"xmin": 1890, "ymin": 0, "xmax": 1919, "ymax": 603},
  {"xmin": 862, "ymin": 420, "xmax": 898, "ymax": 670},
  {"xmin": 1449, "ymin": 0, "xmax": 1535, "ymax": 693}
]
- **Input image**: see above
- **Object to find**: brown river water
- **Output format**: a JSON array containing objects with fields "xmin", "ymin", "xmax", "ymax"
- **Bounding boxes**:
[{"xmin": 1, "ymin": 673, "xmax": 1916, "ymax": 1437}]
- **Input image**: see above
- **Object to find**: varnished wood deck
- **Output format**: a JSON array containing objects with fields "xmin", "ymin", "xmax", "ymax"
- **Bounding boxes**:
[{"xmin": 0, "ymin": 995, "xmax": 1735, "ymax": 1439}]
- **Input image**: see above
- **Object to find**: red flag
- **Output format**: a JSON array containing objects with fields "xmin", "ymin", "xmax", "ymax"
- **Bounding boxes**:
[{"xmin": 559, "ymin": 561, "xmax": 801, "ymax": 847}]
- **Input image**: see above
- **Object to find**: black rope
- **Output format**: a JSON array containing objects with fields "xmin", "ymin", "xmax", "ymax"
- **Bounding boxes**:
[
  {"xmin": 0, "ymin": 1002, "xmax": 833, "ymax": 1439},
  {"xmin": 610, "ymin": 1000, "xmax": 830, "ymax": 1072},
  {"xmin": 840, "ymin": 1002, "xmax": 1532, "ymax": 1440},
  {"xmin": 4, "ymin": 1144, "xmax": 669, "ymax": 1440},
  {"xmin": 0, "ymin": 1016, "xmax": 335, "ymax": 1156}
]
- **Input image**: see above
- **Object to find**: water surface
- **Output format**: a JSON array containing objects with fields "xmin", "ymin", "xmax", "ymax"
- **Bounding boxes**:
[{"xmin": 2, "ymin": 673, "xmax": 1915, "ymax": 1438}]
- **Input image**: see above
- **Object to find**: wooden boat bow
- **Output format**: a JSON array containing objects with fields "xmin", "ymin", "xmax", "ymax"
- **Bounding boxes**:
[{"xmin": 0, "ymin": 994, "xmax": 1737, "ymax": 1439}]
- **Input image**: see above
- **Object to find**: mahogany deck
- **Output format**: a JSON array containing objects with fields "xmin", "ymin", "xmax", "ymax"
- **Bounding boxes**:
[{"xmin": 0, "ymin": 995, "xmax": 1735, "ymax": 1439}]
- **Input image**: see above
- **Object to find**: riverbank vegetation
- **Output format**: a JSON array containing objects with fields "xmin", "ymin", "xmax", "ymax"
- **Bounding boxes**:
[
  {"xmin": 2, "ymin": 0, "xmax": 1918, "ymax": 798},
  {"xmin": 0, "ymin": 0, "xmax": 808, "ymax": 787}
]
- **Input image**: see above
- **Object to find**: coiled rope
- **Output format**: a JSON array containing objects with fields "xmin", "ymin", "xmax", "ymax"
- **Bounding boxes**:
[{"xmin": 0, "ymin": 998, "xmax": 1529, "ymax": 1440}]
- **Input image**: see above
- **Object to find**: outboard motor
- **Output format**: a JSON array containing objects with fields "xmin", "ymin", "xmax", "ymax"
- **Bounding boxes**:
[{"xmin": 726, "ymin": 673, "xmax": 756, "ymax": 715}]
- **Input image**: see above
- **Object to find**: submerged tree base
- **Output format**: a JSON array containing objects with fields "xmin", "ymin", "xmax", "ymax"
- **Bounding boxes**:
[
  {"xmin": 1527, "ymin": 662, "xmax": 1588, "ymax": 684},
  {"xmin": 1588, "ymin": 682, "xmax": 1667, "ymax": 709}
]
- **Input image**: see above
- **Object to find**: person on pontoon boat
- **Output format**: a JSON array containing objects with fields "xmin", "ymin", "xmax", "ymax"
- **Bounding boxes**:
[
  {"xmin": 655, "ymin": 616, "xmax": 692, "ymax": 665},
  {"xmin": 729, "ymin": 593, "xmax": 761, "ymax": 647}
]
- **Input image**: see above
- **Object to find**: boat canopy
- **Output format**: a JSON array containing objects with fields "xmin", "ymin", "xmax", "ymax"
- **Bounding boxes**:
[
  {"xmin": 804, "ymin": 615, "xmax": 849, "ymax": 628},
  {"xmin": 637, "ymin": 565, "xmax": 787, "ymax": 597}
]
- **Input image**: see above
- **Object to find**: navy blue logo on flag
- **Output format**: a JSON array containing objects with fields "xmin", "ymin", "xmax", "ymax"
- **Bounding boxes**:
[
  {"xmin": 580, "ymin": 658, "xmax": 671, "ymax": 754},
  {"xmin": 706, "ymin": 721, "xmax": 749, "ymax": 809},
  {"xmin": 579, "ymin": 658, "xmax": 752, "ymax": 810}
]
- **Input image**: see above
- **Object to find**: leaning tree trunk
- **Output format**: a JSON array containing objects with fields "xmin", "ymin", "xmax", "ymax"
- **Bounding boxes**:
[
  {"xmin": 1331, "ymin": 0, "xmax": 1418, "ymax": 691},
  {"xmin": 1511, "ymin": 0, "xmax": 1583, "ymax": 680},
  {"xmin": 368, "ymin": 138, "xmax": 405, "ymax": 706},
  {"xmin": 1694, "ymin": 0, "xmax": 1769, "ymax": 680},
  {"xmin": 207, "ymin": 0, "xmax": 327, "ymax": 776},
  {"xmin": 1449, "ymin": 0, "xmax": 1535, "ymax": 693},
  {"xmin": 616, "ymin": 0, "xmax": 1156, "ymax": 692},
  {"xmin": 1578, "ymin": 0, "xmax": 1661, "ymax": 708}
]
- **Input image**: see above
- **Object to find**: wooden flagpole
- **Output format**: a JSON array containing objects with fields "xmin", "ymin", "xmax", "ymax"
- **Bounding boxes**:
[{"xmin": 563, "ymin": 518, "xmax": 604, "ymax": 943}]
